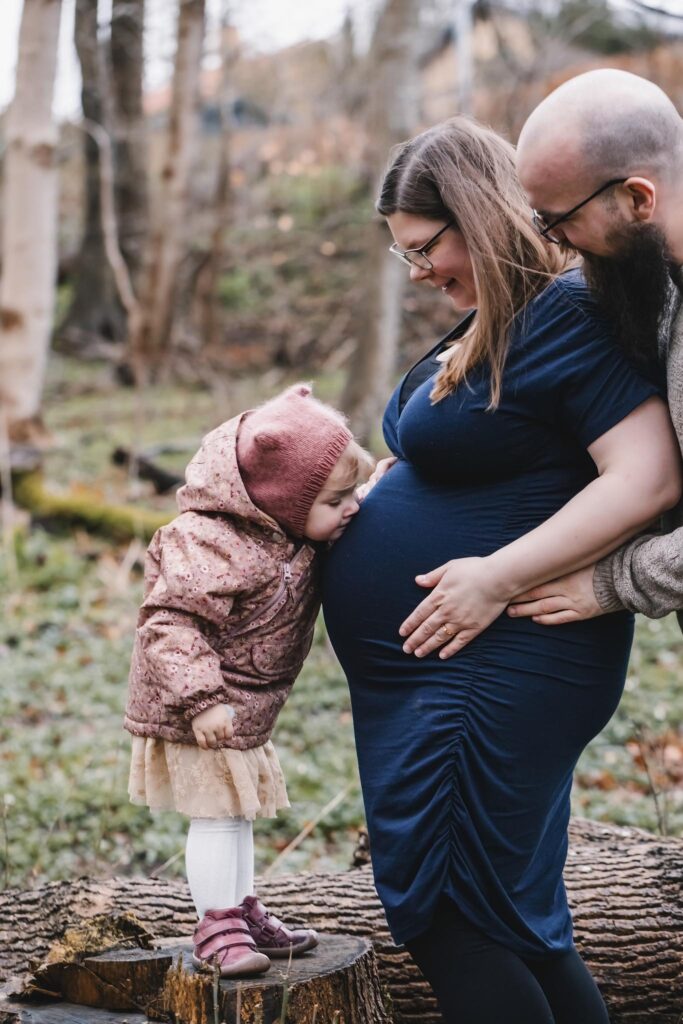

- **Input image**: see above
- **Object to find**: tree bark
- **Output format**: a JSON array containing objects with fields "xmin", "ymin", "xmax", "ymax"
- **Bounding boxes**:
[
  {"xmin": 341, "ymin": 0, "xmax": 420, "ymax": 446},
  {"xmin": 0, "ymin": 0, "xmax": 63, "ymax": 445},
  {"xmin": 1, "ymin": 821, "xmax": 682, "ymax": 1023},
  {"xmin": 128, "ymin": 0, "xmax": 206, "ymax": 382},
  {"xmin": 59, "ymin": 0, "xmax": 127, "ymax": 353},
  {"xmin": 195, "ymin": 16, "xmax": 237, "ymax": 353},
  {"xmin": 109, "ymin": 0, "xmax": 148, "ymax": 292}
]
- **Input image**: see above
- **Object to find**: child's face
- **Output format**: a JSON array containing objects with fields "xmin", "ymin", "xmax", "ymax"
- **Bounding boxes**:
[{"xmin": 303, "ymin": 453, "xmax": 361, "ymax": 543}]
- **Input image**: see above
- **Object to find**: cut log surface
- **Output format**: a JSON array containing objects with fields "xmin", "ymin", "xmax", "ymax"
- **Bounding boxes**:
[{"xmin": 1, "ymin": 820, "xmax": 683, "ymax": 1023}]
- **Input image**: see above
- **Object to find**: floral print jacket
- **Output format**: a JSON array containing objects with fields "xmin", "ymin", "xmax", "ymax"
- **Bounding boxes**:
[{"xmin": 124, "ymin": 413, "xmax": 319, "ymax": 750}]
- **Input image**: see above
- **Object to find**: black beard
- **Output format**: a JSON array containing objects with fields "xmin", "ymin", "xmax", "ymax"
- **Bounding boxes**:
[{"xmin": 581, "ymin": 224, "xmax": 672, "ymax": 372}]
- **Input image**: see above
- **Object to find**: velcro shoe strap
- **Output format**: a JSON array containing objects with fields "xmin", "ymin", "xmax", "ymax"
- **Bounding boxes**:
[
  {"xmin": 243, "ymin": 898, "xmax": 270, "ymax": 924},
  {"xmin": 195, "ymin": 917, "xmax": 250, "ymax": 943},
  {"xmin": 198, "ymin": 931, "xmax": 255, "ymax": 958},
  {"xmin": 257, "ymin": 919, "xmax": 284, "ymax": 939}
]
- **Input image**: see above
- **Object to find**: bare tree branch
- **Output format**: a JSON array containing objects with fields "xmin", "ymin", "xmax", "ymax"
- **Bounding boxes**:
[
  {"xmin": 81, "ymin": 119, "xmax": 141, "ymax": 328},
  {"xmin": 625, "ymin": 0, "xmax": 683, "ymax": 18}
]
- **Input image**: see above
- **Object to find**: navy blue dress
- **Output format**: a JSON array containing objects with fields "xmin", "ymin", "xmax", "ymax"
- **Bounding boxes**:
[{"xmin": 322, "ymin": 270, "xmax": 659, "ymax": 957}]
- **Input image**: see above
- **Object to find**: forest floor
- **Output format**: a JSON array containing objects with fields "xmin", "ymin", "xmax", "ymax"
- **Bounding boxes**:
[{"xmin": 1, "ymin": 355, "xmax": 683, "ymax": 892}]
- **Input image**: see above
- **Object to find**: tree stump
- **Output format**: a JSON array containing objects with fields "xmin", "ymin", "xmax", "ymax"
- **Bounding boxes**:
[
  {"xmin": 1, "ymin": 820, "xmax": 683, "ymax": 1023},
  {"xmin": 33, "ymin": 948, "xmax": 173, "ymax": 1011},
  {"xmin": 158, "ymin": 934, "xmax": 388, "ymax": 1024},
  {"xmin": 2, "ymin": 937, "xmax": 388, "ymax": 1024}
]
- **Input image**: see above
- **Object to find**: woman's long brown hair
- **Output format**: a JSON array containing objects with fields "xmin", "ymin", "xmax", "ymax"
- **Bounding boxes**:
[{"xmin": 377, "ymin": 116, "xmax": 570, "ymax": 407}]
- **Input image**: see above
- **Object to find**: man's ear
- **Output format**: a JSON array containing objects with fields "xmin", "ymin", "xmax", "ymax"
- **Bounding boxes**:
[{"xmin": 623, "ymin": 177, "xmax": 656, "ymax": 222}]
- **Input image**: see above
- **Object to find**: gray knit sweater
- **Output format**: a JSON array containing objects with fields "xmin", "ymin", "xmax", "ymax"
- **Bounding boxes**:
[{"xmin": 593, "ymin": 286, "xmax": 683, "ymax": 627}]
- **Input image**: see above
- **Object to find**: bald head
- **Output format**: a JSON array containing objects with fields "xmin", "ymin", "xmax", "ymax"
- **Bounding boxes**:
[{"xmin": 518, "ymin": 69, "xmax": 683, "ymax": 190}]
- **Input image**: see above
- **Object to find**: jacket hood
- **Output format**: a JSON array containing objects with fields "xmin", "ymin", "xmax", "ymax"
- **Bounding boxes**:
[{"xmin": 176, "ymin": 413, "xmax": 283, "ymax": 533}]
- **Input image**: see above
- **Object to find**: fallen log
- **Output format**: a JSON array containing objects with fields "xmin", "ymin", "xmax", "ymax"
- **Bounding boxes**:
[
  {"xmin": 1, "ymin": 819, "xmax": 682, "ymax": 1023},
  {"xmin": 111, "ymin": 448, "xmax": 183, "ymax": 495},
  {"xmin": 12, "ymin": 471, "xmax": 170, "ymax": 542},
  {"xmin": 0, "ymin": 1002, "xmax": 148, "ymax": 1024}
]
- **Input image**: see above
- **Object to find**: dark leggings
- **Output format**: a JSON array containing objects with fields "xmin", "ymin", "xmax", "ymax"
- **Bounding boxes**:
[{"xmin": 405, "ymin": 900, "xmax": 609, "ymax": 1024}]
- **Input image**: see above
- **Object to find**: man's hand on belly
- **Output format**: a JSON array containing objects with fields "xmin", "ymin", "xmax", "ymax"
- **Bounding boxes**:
[
  {"xmin": 399, "ymin": 557, "xmax": 510, "ymax": 659},
  {"xmin": 507, "ymin": 565, "xmax": 603, "ymax": 625}
]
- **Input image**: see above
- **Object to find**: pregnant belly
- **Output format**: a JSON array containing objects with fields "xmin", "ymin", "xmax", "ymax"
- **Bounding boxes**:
[
  {"xmin": 324, "ymin": 459, "xmax": 571, "ymax": 634},
  {"xmin": 322, "ymin": 459, "xmax": 633, "ymax": 706}
]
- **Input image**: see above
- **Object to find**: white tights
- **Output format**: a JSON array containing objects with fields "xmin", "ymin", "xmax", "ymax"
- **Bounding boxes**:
[{"xmin": 185, "ymin": 817, "xmax": 254, "ymax": 918}]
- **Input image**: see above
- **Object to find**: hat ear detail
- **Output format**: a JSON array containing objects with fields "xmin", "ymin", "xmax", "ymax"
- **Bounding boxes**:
[
  {"xmin": 253, "ymin": 430, "xmax": 282, "ymax": 452},
  {"xmin": 291, "ymin": 383, "xmax": 312, "ymax": 398}
]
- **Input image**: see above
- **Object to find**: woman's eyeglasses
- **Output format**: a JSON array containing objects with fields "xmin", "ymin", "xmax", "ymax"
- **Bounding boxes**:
[{"xmin": 389, "ymin": 222, "xmax": 452, "ymax": 270}]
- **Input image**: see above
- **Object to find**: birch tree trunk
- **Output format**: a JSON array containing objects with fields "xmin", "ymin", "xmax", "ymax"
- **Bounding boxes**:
[
  {"xmin": 341, "ymin": 0, "xmax": 420, "ymax": 446},
  {"xmin": 110, "ymin": 0, "xmax": 148, "ymax": 292},
  {"xmin": 128, "ymin": 0, "xmax": 206, "ymax": 382},
  {"xmin": 59, "ymin": 0, "xmax": 127, "ymax": 353},
  {"xmin": 0, "ymin": 0, "xmax": 63, "ymax": 445}
]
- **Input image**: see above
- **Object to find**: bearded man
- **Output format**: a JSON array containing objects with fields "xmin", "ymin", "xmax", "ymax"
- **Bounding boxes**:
[{"xmin": 512, "ymin": 68, "xmax": 683, "ymax": 627}]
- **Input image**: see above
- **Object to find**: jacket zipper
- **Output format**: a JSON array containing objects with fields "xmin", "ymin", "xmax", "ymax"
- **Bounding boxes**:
[
  {"xmin": 283, "ymin": 561, "xmax": 294, "ymax": 594},
  {"xmin": 222, "ymin": 545, "xmax": 308, "ymax": 640}
]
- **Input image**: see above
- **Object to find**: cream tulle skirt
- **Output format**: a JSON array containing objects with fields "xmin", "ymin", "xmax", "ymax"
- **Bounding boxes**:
[{"xmin": 128, "ymin": 737, "xmax": 290, "ymax": 820}]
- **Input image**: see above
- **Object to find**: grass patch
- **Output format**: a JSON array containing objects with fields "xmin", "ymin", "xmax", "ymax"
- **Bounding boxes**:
[
  {"xmin": 2, "ymin": 357, "xmax": 682, "ymax": 891},
  {"xmin": 0, "ymin": 529, "xmax": 362, "ymax": 889}
]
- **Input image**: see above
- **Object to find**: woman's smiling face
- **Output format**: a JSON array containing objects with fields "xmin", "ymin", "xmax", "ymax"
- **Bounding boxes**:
[{"xmin": 387, "ymin": 211, "xmax": 478, "ymax": 312}]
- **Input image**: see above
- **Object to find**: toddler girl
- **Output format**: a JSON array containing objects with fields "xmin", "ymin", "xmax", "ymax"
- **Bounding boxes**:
[{"xmin": 125, "ymin": 384, "xmax": 371, "ymax": 977}]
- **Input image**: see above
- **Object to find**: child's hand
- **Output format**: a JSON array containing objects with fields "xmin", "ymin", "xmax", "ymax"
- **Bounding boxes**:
[
  {"xmin": 356, "ymin": 457, "xmax": 397, "ymax": 501},
  {"xmin": 192, "ymin": 704, "xmax": 234, "ymax": 749}
]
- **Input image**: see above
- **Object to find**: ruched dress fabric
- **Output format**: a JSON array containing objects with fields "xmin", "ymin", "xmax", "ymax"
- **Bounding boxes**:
[{"xmin": 322, "ymin": 271, "xmax": 660, "ymax": 956}]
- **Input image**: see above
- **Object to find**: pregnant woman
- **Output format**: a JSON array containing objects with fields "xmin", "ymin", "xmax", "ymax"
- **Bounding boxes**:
[{"xmin": 323, "ymin": 117, "xmax": 681, "ymax": 1024}]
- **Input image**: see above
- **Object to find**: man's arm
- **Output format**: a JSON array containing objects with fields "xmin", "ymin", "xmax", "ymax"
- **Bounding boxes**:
[
  {"xmin": 593, "ymin": 524, "xmax": 683, "ymax": 617},
  {"xmin": 507, "ymin": 522, "xmax": 683, "ymax": 624}
]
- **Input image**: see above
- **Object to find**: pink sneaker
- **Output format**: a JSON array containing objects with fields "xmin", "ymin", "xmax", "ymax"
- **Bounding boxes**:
[
  {"xmin": 240, "ymin": 895, "xmax": 318, "ymax": 958},
  {"xmin": 192, "ymin": 907, "xmax": 271, "ymax": 977}
]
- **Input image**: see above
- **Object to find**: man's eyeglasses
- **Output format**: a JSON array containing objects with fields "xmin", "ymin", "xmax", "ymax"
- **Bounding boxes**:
[
  {"xmin": 532, "ymin": 178, "xmax": 627, "ymax": 244},
  {"xmin": 389, "ymin": 222, "xmax": 452, "ymax": 270}
]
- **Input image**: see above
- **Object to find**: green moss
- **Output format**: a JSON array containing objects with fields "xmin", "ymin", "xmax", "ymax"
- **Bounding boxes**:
[{"xmin": 13, "ymin": 472, "xmax": 171, "ymax": 543}]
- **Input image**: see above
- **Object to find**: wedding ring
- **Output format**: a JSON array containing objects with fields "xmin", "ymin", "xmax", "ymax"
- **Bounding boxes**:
[{"xmin": 437, "ymin": 623, "xmax": 455, "ymax": 638}]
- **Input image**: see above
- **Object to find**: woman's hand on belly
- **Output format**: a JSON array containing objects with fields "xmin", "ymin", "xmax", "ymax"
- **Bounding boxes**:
[{"xmin": 399, "ymin": 556, "xmax": 512, "ymax": 659}]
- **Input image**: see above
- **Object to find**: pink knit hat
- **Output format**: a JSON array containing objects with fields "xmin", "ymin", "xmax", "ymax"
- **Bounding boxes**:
[{"xmin": 236, "ymin": 384, "xmax": 353, "ymax": 537}]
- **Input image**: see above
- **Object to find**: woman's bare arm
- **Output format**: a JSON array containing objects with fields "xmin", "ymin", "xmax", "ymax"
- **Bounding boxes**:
[{"xmin": 400, "ymin": 397, "xmax": 682, "ymax": 658}]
